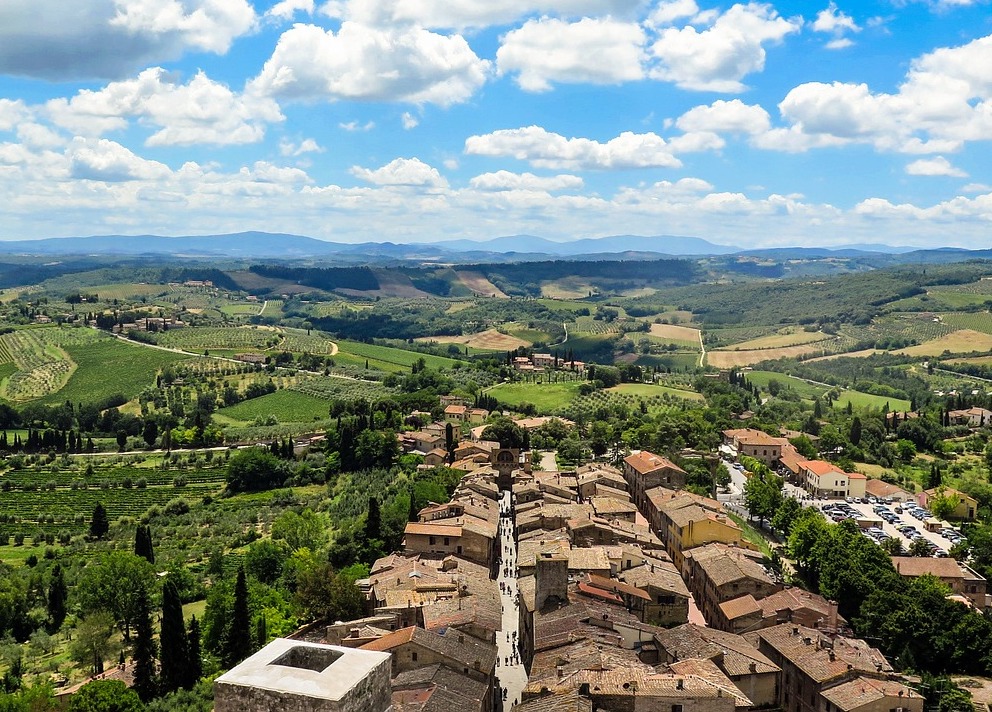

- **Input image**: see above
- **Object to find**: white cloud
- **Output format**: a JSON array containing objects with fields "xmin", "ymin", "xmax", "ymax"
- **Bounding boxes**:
[
  {"xmin": 0, "ymin": 0, "xmax": 256, "ymax": 79},
  {"xmin": 319, "ymin": 0, "xmax": 645, "ymax": 31},
  {"xmin": 648, "ymin": 2, "xmax": 801, "ymax": 92},
  {"xmin": 497, "ymin": 17, "xmax": 646, "ymax": 91},
  {"xmin": 249, "ymin": 22, "xmax": 490, "ymax": 106},
  {"xmin": 16, "ymin": 123, "xmax": 64, "ymax": 150},
  {"xmin": 266, "ymin": 0, "xmax": 314, "ymax": 21},
  {"xmin": 351, "ymin": 157, "xmax": 449, "ymax": 188},
  {"xmin": 812, "ymin": 3, "xmax": 860, "ymax": 49},
  {"xmin": 47, "ymin": 67, "xmax": 283, "ymax": 146},
  {"xmin": 963, "ymin": 183, "xmax": 992, "ymax": 193},
  {"xmin": 770, "ymin": 34, "xmax": 992, "ymax": 154},
  {"xmin": 464, "ymin": 126, "xmax": 682, "ymax": 170},
  {"xmin": 280, "ymin": 138, "xmax": 324, "ymax": 156},
  {"xmin": 646, "ymin": 0, "xmax": 699, "ymax": 27},
  {"xmin": 66, "ymin": 137, "xmax": 172, "ymax": 182},
  {"xmin": 676, "ymin": 99, "xmax": 771, "ymax": 135},
  {"xmin": 469, "ymin": 171, "xmax": 584, "ymax": 191},
  {"xmin": 338, "ymin": 121, "xmax": 375, "ymax": 132},
  {"xmin": 402, "ymin": 112, "xmax": 419, "ymax": 129},
  {"xmin": 812, "ymin": 3, "xmax": 860, "ymax": 34},
  {"xmin": 905, "ymin": 156, "xmax": 968, "ymax": 177},
  {"xmin": 0, "ymin": 100, "xmax": 30, "ymax": 132}
]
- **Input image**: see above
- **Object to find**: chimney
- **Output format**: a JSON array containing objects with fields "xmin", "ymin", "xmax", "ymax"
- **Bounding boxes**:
[
  {"xmin": 676, "ymin": 679, "xmax": 684, "ymax": 691},
  {"xmin": 350, "ymin": 628, "xmax": 360, "ymax": 638},
  {"xmin": 828, "ymin": 650, "xmax": 835, "ymax": 662},
  {"xmin": 749, "ymin": 662, "xmax": 757, "ymax": 673},
  {"xmin": 458, "ymin": 634, "xmax": 464, "ymax": 644}
]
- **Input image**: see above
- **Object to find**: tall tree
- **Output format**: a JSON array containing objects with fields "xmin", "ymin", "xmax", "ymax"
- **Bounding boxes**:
[
  {"xmin": 89, "ymin": 502, "xmax": 109, "ymax": 540},
  {"xmin": 77, "ymin": 551, "xmax": 157, "ymax": 641},
  {"xmin": 225, "ymin": 566, "xmax": 252, "ymax": 667},
  {"xmin": 131, "ymin": 584, "xmax": 158, "ymax": 702},
  {"xmin": 407, "ymin": 485, "xmax": 418, "ymax": 523},
  {"xmin": 365, "ymin": 497, "xmax": 381, "ymax": 541},
  {"xmin": 159, "ymin": 578, "xmax": 189, "ymax": 693},
  {"xmin": 47, "ymin": 563, "xmax": 68, "ymax": 633},
  {"xmin": 186, "ymin": 615, "xmax": 203, "ymax": 688},
  {"xmin": 134, "ymin": 525, "xmax": 154, "ymax": 565}
]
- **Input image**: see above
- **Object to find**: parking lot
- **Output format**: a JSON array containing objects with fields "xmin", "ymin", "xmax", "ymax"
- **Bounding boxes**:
[
  {"xmin": 718, "ymin": 453, "xmax": 964, "ymax": 557},
  {"xmin": 815, "ymin": 498, "xmax": 964, "ymax": 556}
]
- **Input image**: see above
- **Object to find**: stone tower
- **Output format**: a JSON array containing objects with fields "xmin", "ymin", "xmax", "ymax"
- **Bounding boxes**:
[{"xmin": 535, "ymin": 550, "xmax": 569, "ymax": 610}]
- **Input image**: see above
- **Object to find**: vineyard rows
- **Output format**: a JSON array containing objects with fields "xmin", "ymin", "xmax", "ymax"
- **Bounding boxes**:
[
  {"xmin": 0, "ymin": 483, "xmax": 221, "ymax": 537},
  {"xmin": 0, "ymin": 464, "xmax": 228, "ymax": 489},
  {"xmin": 291, "ymin": 377, "xmax": 394, "ymax": 401},
  {"xmin": 156, "ymin": 326, "xmax": 278, "ymax": 351},
  {"xmin": 940, "ymin": 312, "xmax": 992, "ymax": 336}
]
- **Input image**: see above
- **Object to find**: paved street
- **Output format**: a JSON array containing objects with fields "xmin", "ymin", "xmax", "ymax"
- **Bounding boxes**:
[{"xmin": 496, "ymin": 489, "xmax": 527, "ymax": 709}]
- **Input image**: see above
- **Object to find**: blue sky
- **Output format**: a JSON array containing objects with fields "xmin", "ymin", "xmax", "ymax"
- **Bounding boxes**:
[{"xmin": 0, "ymin": 0, "xmax": 990, "ymax": 248}]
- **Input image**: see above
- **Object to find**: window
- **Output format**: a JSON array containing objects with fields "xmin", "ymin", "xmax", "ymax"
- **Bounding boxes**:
[
  {"xmin": 672, "ymin": 706, "xmax": 683, "ymax": 712},
  {"xmin": 412, "ymin": 651, "xmax": 418, "ymax": 661},
  {"xmin": 444, "ymin": 537, "xmax": 450, "ymax": 546},
  {"xmin": 429, "ymin": 536, "xmax": 436, "ymax": 545},
  {"xmin": 457, "ymin": 546, "xmax": 463, "ymax": 554}
]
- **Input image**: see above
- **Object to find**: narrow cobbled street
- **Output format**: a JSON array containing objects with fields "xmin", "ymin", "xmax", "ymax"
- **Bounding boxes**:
[{"xmin": 495, "ymin": 488, "xmax": 527, "ymax": 709}]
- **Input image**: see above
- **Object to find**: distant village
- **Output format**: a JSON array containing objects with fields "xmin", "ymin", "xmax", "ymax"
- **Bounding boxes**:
[{"xmin": 211, "ymin": 392, "xmax": 983, "ymax": 712}]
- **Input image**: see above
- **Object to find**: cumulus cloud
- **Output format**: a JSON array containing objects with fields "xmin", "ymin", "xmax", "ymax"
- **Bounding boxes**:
[
  {"xmin": 339, "ymin": 121, "xmax": 375, "ymax": 132},
  {"xmin": 266, "ymin": 0, "xmax": 314, "ymax": 21},
  {"xmin": 646, "ymin": 0, "xmax": 700, "ymax": 27},
  {"xmin": 905, "ymin": 156, "xmax": 968, "ymax": 177},
  {"xmin": 497, "ymin": 17, "xmax": 646, "ymax": 91},
  {"xmin": 402, "ymin": 112, "xmax": 419, "ymax": 129},
  {"xmin": 469, "ymin": 171, "xmax": 584, "ymax": 191},
  {"xmin": 47, "ymin": 68, "xmax": 283, "ymax": 146},
  {"xmin": 811, "ymin": 3, "xmax": 860, "ymax": 49},
  {"xmin": 66, "ymin": 137, "xmax": 172, "ymax": 182},
  {"xmin": 249, "ymin": 23, "xmax": 490, "ymax": 106},
  {"xmin": 351, "ymin": 157, "xmax": 449, "ymax": 188},
  {"xmin": 464, "ymin": 126, "xmax": 682, "ymax": 170},
  {"xmin": 771, "ymin": 34, "xmax": 992, "ymax": 154},
  {"xmin": 648, "ymin": 2, "xmax": 801, "ymax": 91},
  {"xmin": 0, "ymin": 0, "xmax": 257, "ymax": 79},
  {"xmin": 319, "ymin": 0, "xmax": 645, "ymax": 30},
  {"xmin": 280, "ymin": 138, "xmax": 324, "ymax": 156},
  {"xmin": 676, "ymin": 99, "xmax": 771, "ymax": 135},
  {"xmin": 0, "ymin": 100, "xmax": 30, "ymax": 132}
]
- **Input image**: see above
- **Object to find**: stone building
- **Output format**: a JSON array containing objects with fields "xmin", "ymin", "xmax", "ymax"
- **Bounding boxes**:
[{"xmin": 214, "ymin": 638, "xmax": 391, "ymax": 712}]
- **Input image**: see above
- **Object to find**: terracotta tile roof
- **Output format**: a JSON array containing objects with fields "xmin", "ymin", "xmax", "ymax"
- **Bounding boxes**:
[
  {"xmin": 800, "ymin": 460, "xmax": 845, "ymax": 477},
  {"xmin": 576, "ymin": 581, "xmax": 623, "ymax": 604},
  {"xmin": 567, "ymin": 547, "xmax": 611, "ymax": 572},
  {"xmin": 624, "ymin": 451, "xmax": 687, "ymax": 476},
  {"xmin": 746, "ymin": 624, "xmax": 890, "ymax": 684},
  {"xmin": 590, "ymin": 497, "xmax": 638, "ymax": 515},
  {"xmin": 362, "ymin": 625, "xmax": 496, "ymax": 671},
  {"xmin": 405, "ymin": 522, "xmax": 463, "ymax": 537},
  {"xmin": 756, "ymin": 588, "xmax": 845, "ymax": 626},
  {"xmin": 587, "ymin": 574, "xmax": 651, "ymax": 601},
  {"xmin": 514, "ymin": 690, "xmax": 592, "ymax": 712},
  {"xmin": 719, "ymin": 594, "xmax": 762, "ymax": 621},
  {"xmin": 690, "ymin": 545, "xmax": 775, "ymax": 589},
  {"xmin": 668, "ymin": 658, "xmax": 752, "ymax": 707},
  {"xmin": 620, "ymin": 562, "xmax": 690, "ymax": 598},
  {"xmin": 821, "ymin": 676, "xmax": 922, "ymax": 712},
  {"xmin": 891, "ymin": 556, "xmax": 971, "ymax": 579},
  {"xmin": 655, "ymin": 624, "xmax": 780, "ymax": 678}
]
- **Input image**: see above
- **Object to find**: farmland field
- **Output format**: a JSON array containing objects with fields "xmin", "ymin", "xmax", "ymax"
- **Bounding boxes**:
[
  {"xmin": 805, "ymin": 349, "xmax": 881, "ymax": 362},
  {"xmin": 894, "ymin": 329, "xmax": 992, "ymax": 357},
  {"xmin": 36, "ymin": 338, "xmax": 191, "ymax": 405},
  {"xmin": 456, "ymin": 271, "xmax": 508, "ymax": 298},
  {"xmin": 416, "ymin": 328, "xmax": 530, "ymax": 351},
  {"xmin": 724, "ymin": 330, "xmax": 832, "ymax": 351},
  {"xmin": 939, "ymin": 312, "xmax": 992, "ymax": 335},
  {"xmin": 504, "ymin": 323, "xmax": 554, "ymax": 344},
  {"xmin": 649, "ymin": 323, "xmax": 701, "ymax": 343},
  {"xmin": 745, "ymin": 370, "xmax": 826, "ymax": 399},
  {"xmin": 541, "ymin": 278, "xmax": 594, "ymax": 299},
  {"xmin": 606, "ymin": 382, "xmax": 703, "ymax": 400},
  {"xmin": 216, "ymin": 389, "xmax": 330, "ymax": 423},
  {"xmin": 336, "ymin": 340, "xmax": 460, "ymax": 371},
  {"xmin": 633, "ymin": 353, "xmax": 701, "ymax": 371},
  {"xmin": 487, "ymin": 381, "xmax": 583, "ymax": 412},
  {"xmin": 833, "ymin": 390, "xmax": 911, "ymax": 412},
  {"xmin": 87, "ymin": 283, "xmax": 167, "ymax": 300},
  {"xmin": 156, "ymin": 325, "xmax": 279, "ymax": 351},
  {"xmin": 707, "ymin": 342, "xmax": 836, "ymax": 368}
]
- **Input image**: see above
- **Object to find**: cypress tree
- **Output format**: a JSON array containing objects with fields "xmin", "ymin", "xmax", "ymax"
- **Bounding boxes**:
[
  {"xmin": 131, "ymin": 584, "xmax": 158, "ymax": 702},
  {"xmin": 89, "ymin": 502, "xmax": 109, "ymax": 539},
  {"xmin": 407, "ymin": 486, "xmax": 418, "ymax": 523},
  {"xmin": 255, "ymin": 614, "xmax": 267, "ymax": 649},
  {"xmin": 186, "ymin": 615, "xmax": 203, "ymax": 687},
  {"xmin": 47, "ymin": 563, "xmax": 67, "ymax": 632},
  {"xmin": 225, "ymin": 566, "xmax": 252, "ymax": 667},
  {"xmin": 365, "ymin": 497, "xmax": 381, "ymax": 541},
  {"xmin": 159, "ymin": 578, "xmax": 189, "ymax": 693},
  {"xmin": 134, "ymin": 525, "xmax": 155, "ymax": 564}
]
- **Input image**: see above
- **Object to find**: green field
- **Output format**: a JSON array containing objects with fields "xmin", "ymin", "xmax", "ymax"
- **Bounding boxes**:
[
  {"xmin": 336, "ymin": 340, "xmax": 460, "ymax": 371},
  {"xmin": 35, "ymin": 339, "xmax": 191, "ymax": 405},
  {"xmin": 746, "ymin": 370, "xmax": 911, "ymax": 412},
  {"xmin": 217, "ymin": 389, "xmax": 330, "ymax": 424},
  {"xmin": 487, "ymin": 381, "xmax": 584, "ymax": 412},
  {"xmin": 940, "ymin": 312, "xmax": 992, "ymax": 336},
  {"xmin": 607, "ymin": 382, "xmax": 703, "ymax": 400}
]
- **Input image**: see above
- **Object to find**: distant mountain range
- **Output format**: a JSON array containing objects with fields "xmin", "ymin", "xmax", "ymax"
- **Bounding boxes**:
[{"xmin": 0, "ymin": 231, "xmax": 953, "ymax": 261}]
